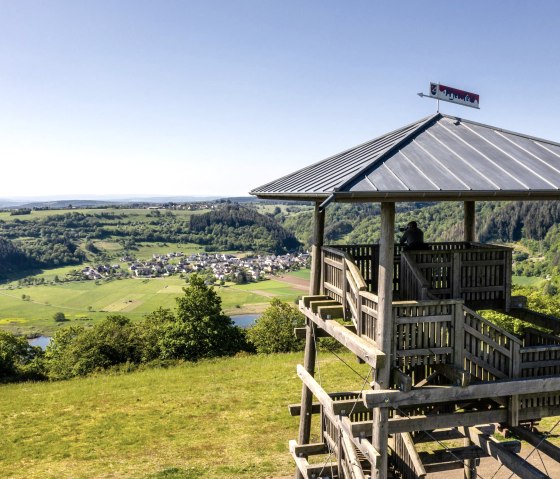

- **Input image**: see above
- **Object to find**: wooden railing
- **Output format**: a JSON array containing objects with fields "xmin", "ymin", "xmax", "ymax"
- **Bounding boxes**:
[
  {"xmin": 393, "ymin": 300, "xmax": 461, "ymax": 370},
  {"xmin": 391, "ymin": 430, "xmax": 426, "ymax": 479},
  {"xmin": 400, "ymin": 252, "xmax": 434, "ymax": 301},
  {"xmin": 404, "ymin": 244, "xmax": 512, "ymax": 308},
  {"xmin": 321, "ymin": 243, "xmax": 560, "ymax": 386},
  {"xmin": 463, "ymin": 306, "xmax": 521, "ymax": 381}
]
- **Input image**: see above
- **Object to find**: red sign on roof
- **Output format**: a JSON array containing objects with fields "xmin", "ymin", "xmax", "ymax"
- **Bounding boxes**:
[{"xmin": 429, "ymin": 83, "xmax": 480, "ymax": 109}]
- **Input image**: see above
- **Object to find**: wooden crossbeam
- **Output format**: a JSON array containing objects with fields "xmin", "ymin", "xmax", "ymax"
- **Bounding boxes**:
[
  {"xmin": 299, "ymin": 303, "xmax": 384, "ymax": 369},
  {"xmin": 290, "ymin": 442, "xmax": 329, "ymax": 456},
  {"xmin": 507, "ymin": 307, "xmax": 560, "ymax": 334},
  {"xmin": 467, "ymin": 427, "xmax": 549, "ymax": 479},
  {"xmin": 387, "ymin": 408, "xmax": 507, "ymax": 434},
  {"xmin": 289, "ymin": 440, "xmax": 339, "ymax": 479},
  {"xmin": 433, "ymin": 364, "xmax": 471, "ymax": 387},
  {"xmin": 510, "ymin": 426, "xmax": 560, "ymax": 463},
  {"xmin": 363, "ymin": 376, "xmax": 560, "ymax": 408},
  {"xmin": 288, "ymin": 403, "xmax": 322, "ymax": 416},
  {"xmin": 392, "ymin": 368, "xmax": 412, "ymax": 392},
  {"xmin": 419, "ymin": 445, "xmax": 483, "ymax": 465},
  {"xmin": 294, "ymin": 324, "xmax": 356, "ymax": 340}
]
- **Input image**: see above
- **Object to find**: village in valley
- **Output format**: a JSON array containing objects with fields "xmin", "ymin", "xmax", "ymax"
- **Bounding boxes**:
[{"xmin": 81, "ymin": 251, "xmax": 310, "ymax": 283}]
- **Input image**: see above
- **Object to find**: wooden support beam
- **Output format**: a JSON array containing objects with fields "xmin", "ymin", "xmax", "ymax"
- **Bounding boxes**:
[
  {"xmin": 309, "ymin": 204, "xmax": 325, "ymax": 296},
  {"xmin": 296, "ymin": 322, "xmax": 317, "ymax": 479},
  {"xmin": 294, "ymin": 324, "xmax": 356, "ymax": 340},
  {"xmin": 433, "ymin": 364, "xmax": 471, "ymax": 387},
  {"xmin": 464, "ymin": 201, "xmax": 476, "ymax": 242},
  {"xmin": 392, "ymin": 368, "xmax": 412, "ymax": 392},
  {"xmin": 363, "ymin": 376, "xmax": 560, "ymax": 409},
  {"xmin": 420, "ymin": 445, "xmax": 483, "ymax": 465},
  {"xmin": 467, "ymin": 427, "xmax": 548, "ymax": 479},
  {"xmin": 299, "ymin": 303, "xmax": 384, "ymax": 369},
  {"xmin": 290, "ymin": 442, "xmax": 329, "ymax": 457},
  {"xmin": 289, "ymin": 403, "xmax": 322, "ymax": 416},
  {"xmin": 506, "ymin": 307, "xmax": 560, "ymax": 334},
  {"xmin": 510, "ymin": 426, "xmax": 560, "ymax": 463},
  {"xmin": 387, "ymin": 408, "xmax": 507, "ymax": 434},
  {"xmin": 414, "ymin": 371, "xmax": 439, "ymax": 388},
  {"xmin": 373, "ymin": 202, "xmax": 395, "ymax": 479},
  {"xmin": 290, "ymin": 441, "xmax": 339, "ymax": 479}
]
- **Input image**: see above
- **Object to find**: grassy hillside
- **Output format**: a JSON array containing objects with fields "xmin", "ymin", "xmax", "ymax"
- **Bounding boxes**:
[
  {"xmin": 0, "ymin": 271, "xmax": 308, "ymax": 336},
  {"xmin": 0, "ymin": 351, "xmax": 368, "ymax": 479}
]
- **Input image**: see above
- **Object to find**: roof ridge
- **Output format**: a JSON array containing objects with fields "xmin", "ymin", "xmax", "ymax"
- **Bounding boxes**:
[
  {"xmin": 249, "ymin": 113, "xmax": 439, "ymax": 194},
  {"xmin": 440, "ymin": 114, "xmax": 560, "ymax": 148},
  {"xmin": 333, "ymin": 112, "xmax": 442, "ymax": 193}
]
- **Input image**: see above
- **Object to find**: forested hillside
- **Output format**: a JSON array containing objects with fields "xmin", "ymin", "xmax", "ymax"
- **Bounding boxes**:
[{"xmin": 0, "ymin": 204, "xmax": 300, "ymax": 278}]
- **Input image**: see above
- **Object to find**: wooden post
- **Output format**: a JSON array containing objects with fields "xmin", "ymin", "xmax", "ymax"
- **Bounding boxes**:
[
  {"xmin": 372, "ymin": 202, "xmax": 395, "ymax": 479},
  {"xmin": 453, "ymin": 252, "xmax": 461, "ymax": 299},
  {"xmin": 464, "ymin": 201, "xmax": 475, "ymax": 243},
  {"xmin": 508, "ymin": 341, "xmax": 521, "ymax": 427},
  {"xmin": 453, "ymin": 302, "xmax": 465, "ymax": 369},
  {"xmin": 309, "ymin": 203, "xmax": 325, "ymax": 296},
  {"xmin": 463, "ymin": 427, "xmax": 477, "ymax": 479},
  {"xmin": 296, "ymin": 202, "xmax": 324, "ymax": 479}
]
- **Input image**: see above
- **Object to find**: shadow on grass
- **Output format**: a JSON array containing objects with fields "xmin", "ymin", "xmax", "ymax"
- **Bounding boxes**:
[{"xmin": 148, "ymin": 467, "xmax": 204, "ymax": 479}]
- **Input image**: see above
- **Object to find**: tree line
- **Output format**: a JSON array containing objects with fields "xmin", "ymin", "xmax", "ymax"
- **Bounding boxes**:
[{"xmin": 0, "ymin": 275, "xmax": 306, "ymax": 383}]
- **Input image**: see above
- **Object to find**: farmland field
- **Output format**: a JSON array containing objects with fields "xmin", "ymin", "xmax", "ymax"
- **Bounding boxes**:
[{"xmin": 0, "ymin": 269, "xmax": 310, "ymax": 336}]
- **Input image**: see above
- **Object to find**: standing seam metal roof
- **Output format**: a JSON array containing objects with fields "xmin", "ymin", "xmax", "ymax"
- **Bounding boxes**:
[{"xmin": 250, "ymin": 113, "xmax": 560, "ymax": 201}]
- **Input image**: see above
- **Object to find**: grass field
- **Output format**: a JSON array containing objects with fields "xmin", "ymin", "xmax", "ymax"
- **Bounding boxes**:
[
  {"xmin": 0, "ymin": 271, "xmax": 309, "ymax": 336},
  {"xmin": 0, "ymin": 351, "xmax": 367, "ymax": 479},
  {"xmin": 512, "ymin": 275, "xmax": 546, "ymax": 288}
]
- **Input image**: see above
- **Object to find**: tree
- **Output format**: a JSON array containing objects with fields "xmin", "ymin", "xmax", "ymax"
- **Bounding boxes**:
[
  {"xmin": 247, "ymin": 298, "xmax": 305, "ymax": 354},
  {"xmin": 53, "ymin": 312, "xmax": 67, "ymax": 322},
  {"xmin": 172, "ymin": 274, "xmax": 246, "ymax": 360},
  {"xmin": 0, "ymin": 331, "xmax": 45, "ymax": 381}
]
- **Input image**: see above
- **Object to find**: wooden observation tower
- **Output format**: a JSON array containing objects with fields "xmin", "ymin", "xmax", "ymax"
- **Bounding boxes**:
[{"xmin": 251, "ymin": 112, "xmax": 560, "ymax": 479}]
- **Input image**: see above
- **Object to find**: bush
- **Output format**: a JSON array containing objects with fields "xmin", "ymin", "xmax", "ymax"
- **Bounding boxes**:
[
  {"xmin": 46, "ymin": 316, "xmax": 142, "ymax": 379},
  {"xmin": 0, "ymin": 331, "xmax": 45, "ymax": 381},
  {"xmin": 53, "ymin": 311, "xmax": 67, "ymax": 322},
  {"xmin": 247, "ymin": 298, "xmax": 305, "ymax": 354}
]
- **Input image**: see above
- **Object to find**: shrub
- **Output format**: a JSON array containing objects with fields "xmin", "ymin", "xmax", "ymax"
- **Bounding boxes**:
[
  {"xmin": 53, "ymin": 312, "xmax": 67, "ymax": 322},
  {"xmin": 0, "ymin": 331, "xmax": 45, "ymax": 381},
  {"xmin": 247, "ymin": 298, "xmax": 305, "ymax": 354}
]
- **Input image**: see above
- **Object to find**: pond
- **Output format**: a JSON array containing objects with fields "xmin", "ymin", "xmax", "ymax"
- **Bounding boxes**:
[{"xmin": 26, "ymin": 314, "xmax": 261, "ymax": 350}]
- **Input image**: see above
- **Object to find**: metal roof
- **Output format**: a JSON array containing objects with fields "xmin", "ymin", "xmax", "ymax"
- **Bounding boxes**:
[{"xmin": 250, "ymin": 113, "xmax": 560, "ymax": 202}]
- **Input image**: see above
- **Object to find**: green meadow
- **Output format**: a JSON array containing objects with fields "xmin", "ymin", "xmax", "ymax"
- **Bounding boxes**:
[
  {"xmin": 0, "ymin": 351, "xmax": 369, "ymax": 479},
  {"xmin": 0, "ymin": 270, "xmax": 309, "ymax": 336}
]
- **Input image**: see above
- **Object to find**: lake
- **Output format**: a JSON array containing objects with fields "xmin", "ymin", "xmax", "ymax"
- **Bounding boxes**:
[{"xmin": 27, "ymin": 313, "xmax": 261, "ymax": 350}]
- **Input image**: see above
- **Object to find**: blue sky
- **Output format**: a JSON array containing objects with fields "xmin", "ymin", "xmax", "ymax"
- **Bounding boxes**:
[{"xmin": 2, "ymin": 0, "xmax": 560, "ymax": 199}]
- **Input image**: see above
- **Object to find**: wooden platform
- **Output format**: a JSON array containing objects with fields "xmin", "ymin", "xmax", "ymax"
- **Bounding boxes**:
[{"xmin": 291, "ymin": 242, "xmax": 560, "ymax": 479}]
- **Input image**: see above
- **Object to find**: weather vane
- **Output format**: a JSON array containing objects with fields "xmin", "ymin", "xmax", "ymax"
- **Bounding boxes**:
[{"xmin": 418, "ymin": 82, "xmax": 480, "ymax": 112}]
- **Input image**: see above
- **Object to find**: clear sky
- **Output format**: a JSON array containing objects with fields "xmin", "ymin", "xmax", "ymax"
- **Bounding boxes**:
[{"xmin": 2, "ymin": 0, "xmax": 560, "ymax": 199}]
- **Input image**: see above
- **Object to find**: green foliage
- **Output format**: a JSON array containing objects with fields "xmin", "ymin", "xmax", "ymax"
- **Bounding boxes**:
[
  {"xmin": 45, "ymin": 316, "xmax": 142, "ymax": 379},
  {"xmin": 53, "ymin": 311, "xmax": 67, "ymax": 322},
  {"xmin": 246, "ymin": 298, "xmax": 305, "ymax": 353},
  {"xmin": 190, "ymin": 204, "xmax": 300, "ymax": 253},
  {"xmin": 0, "ymin": 331, "xmax": 45, "ymax": 381},
  {"xmin": 173, "ymin": 274, "xmax": 247, "ymax": 360}
]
